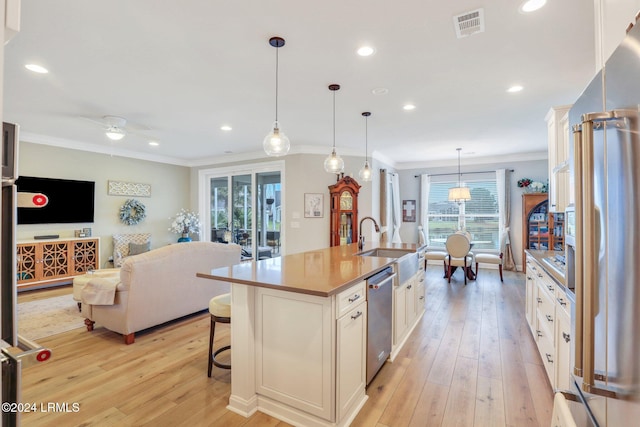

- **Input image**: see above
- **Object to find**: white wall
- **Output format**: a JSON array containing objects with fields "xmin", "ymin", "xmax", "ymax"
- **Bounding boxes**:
[
  {"xmin": 18, "ymin": 142, "xmax": 190, "ymax": 267},
  {"xmin": 398, "ymin": 158, "xmax": 548, "ymax": 270}
]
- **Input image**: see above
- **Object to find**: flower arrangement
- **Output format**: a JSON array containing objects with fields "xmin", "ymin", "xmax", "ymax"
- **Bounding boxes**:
[
  {"xmin": 517, "ymin": 178, "xmax": 533, "ymax": 188},
  {"xmin": 517, "ymin": 178, "xmax": 547, "ymax": 193},
  {"xmin": 169, "ymin": 209, "xmax": 201, "ymax": 235}
]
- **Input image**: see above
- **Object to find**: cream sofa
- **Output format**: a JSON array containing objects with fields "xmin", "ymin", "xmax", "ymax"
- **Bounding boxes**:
[{"xmin": 81, "ymin": 241, "xmax": 241, "ymax": 344}]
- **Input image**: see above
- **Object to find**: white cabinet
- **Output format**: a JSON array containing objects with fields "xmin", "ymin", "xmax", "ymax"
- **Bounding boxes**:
[
  {"xmin": 394, "ymin": 281, "xmax": 408, "ymax": 345},
  {"xmin": 546, "ymin": 105, "xmax": 572, "ymax": 213},
  {"xmin": 554, "ymin": 285, "xmax": 572, "ymax": 391},
  {"xmin": 525, "ymin": 254, "xmax": 573, "ymax": 391},
  {"xmin": 4, "ymin": 0, "xmax": 21, "ymax": 44},
  {"xmin": 336, "ymin": 300, "xmax": 367, "ymax": 421},
  {"xmin": 525, "ymin": 260, "xmax": 536, "ymax": 333},
  {"xmin": 252, "ymin": 281, "xmax": 367, "ymax": 425},
  {"xmin": 393, "ymin": 272, "xmax": 426, "ymax": 353},
  {"xmin": 594, "ymin": 0, "xmax": 640, "ymax": 69}
]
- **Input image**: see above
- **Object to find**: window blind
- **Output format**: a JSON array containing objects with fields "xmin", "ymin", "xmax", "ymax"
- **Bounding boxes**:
[{"xmin": 426, "ymin": 179, "xmax": 499, "ymax": 250}]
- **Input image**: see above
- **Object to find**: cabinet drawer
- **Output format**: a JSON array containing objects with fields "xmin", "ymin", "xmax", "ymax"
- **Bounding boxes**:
[
  {"xmin": 337, "ymin": 281, "xmax": 366, "ymax": 318},
  {"xmin": 538, "ymin": 330, "xmax": 555, "ymax": 387},
  {"xmin": 554, "ymin": 287, "xmax": 570, "ymax": 318}
]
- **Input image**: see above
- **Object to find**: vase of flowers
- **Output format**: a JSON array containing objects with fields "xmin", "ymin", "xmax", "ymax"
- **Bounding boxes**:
[{"xmin": 169, "ymin": 209, "xmax": 201, "ymax": 243}]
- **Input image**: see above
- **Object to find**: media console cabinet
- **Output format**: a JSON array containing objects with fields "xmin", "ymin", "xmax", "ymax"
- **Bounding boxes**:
[{"xmin": 16, "ymin": 237, "xmax": 100, "ymax": 290}]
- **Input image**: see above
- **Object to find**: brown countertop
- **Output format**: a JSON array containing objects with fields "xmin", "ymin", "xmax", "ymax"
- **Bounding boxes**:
[
  {"xmin": 197, "ymin": 242, "xmax": 424, "ymax": 297},
  {"xmin": 524, "ymin": 249, "xmax": 566, "ymax": 286}
]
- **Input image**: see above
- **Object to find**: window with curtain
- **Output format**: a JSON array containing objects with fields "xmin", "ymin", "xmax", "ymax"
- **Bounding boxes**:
[{"xmin": 425, "ymin": 179, "xmax": 499, "ymax": 250}]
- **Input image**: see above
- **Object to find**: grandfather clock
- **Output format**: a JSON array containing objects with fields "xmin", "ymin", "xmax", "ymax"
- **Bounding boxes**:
[{"xmin": 328, "ymin": 176, "xmax": 361, "ymax": 247}]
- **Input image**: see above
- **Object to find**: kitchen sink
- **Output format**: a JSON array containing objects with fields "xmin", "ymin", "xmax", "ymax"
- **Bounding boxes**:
[
  {"xmin": 356, "ymin": 248, "xmax": 415, "ymax": 258},
  {"xmin": 356, "ymin": 248, "xmax": 418, "ymax": 285}
]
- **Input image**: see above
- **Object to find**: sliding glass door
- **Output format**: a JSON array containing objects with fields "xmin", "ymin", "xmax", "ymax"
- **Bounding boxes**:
[{"xmin": 200, "ymin": 161, "xmax": 283, "ymax": 259}]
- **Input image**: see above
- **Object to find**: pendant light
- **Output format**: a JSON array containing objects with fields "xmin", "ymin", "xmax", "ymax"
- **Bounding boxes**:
[
  {"xmin": 448, "ymin": 148, "xmax": 471, "ymax": 203},
  {"xmin": 263, "ymin": 36, "xmax": 290, "ymax": 157},
  {"xmin": 358, "ymin": 112, "xmax": 372, "ymax": 182},
  {"xmin": 324, "ymin": 84, "xmax": 345, "ymax": 174}
]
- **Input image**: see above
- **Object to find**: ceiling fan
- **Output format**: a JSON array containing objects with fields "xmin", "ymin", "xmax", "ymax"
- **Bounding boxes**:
[{"xmin": 81, "ymin": 115, "xmax": 150, "ymax": 141}]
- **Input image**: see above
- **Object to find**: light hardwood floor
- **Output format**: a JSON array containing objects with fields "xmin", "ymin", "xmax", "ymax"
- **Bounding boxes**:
[{"xmin": 18, "ymin": 266, "xmax": 552, "ymax": 427}]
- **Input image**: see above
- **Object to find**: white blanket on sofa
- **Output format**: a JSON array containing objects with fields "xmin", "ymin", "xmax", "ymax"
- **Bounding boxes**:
[{"xmin": 82, "ymin": 277, "xmax": 120, "ymax": 305}]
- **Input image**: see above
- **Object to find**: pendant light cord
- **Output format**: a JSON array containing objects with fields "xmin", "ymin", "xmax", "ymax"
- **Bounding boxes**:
[
  {"xmin": 457, "ymin": 148, "xmax": 462, "ymax": 186},
  {"xmin": 275, "ymin": 46, "xmax": 279, "ymax": 123},
  {"xmin": 364, "ymin": 115, "xmax": 368, "ymax": 160},
  {"xmin": 332, "ymin": 90, "xmax": 336, "ymax": 150}
]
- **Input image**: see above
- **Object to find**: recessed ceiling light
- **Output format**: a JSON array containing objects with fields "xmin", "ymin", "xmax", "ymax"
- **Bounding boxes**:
[
  {"xmin": 148, "ymin": 141, "xmax": 159, "ymax": 146},
  {"xmin": 403, "ymin": 104, "xmax": 416, "ymax": 111},
  {"xmin": 520, "ymin": 0, "xmax": 547, "ymax": 13},
  {"xmin": 220, "ymin": 125, "xmax": 232, "ymax": 131},
  {"xmin": 224, "ymin": 150, "xmax": 233, "ymax": 154},
  {"xmin": 357, "ymin": 46, "xmax": 375, "ymax": 57},
  {"xmin": 372, "ymin": 87, "xmax": 389, "ymax": 95},
  {"xmin": 507, "ymin": 85, "xmax": 524, "ymax": 93},
  {"xmin": 25, "ymin": 64, "xmax": 49, "ymax": 74}
]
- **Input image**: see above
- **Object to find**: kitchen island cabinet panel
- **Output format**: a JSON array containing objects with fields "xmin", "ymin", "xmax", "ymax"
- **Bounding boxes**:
[{"xmin": 255, "ymin": 288, "xmax": 334, "ymax": 420}]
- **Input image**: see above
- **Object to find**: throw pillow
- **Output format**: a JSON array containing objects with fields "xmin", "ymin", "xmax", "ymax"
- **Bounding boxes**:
[{"xmin": 129, "ymin": 242, "xmax": 151, "ymax": 256}]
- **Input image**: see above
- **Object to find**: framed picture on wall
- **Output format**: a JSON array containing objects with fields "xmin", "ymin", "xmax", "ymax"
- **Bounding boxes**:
[
  {"xmin": 402, "ymin": 199, "xmax": 416, "ymax": 222},
  {"xmin": 304, "ymin": 193, "xmax": 323, "ymax": 218}
]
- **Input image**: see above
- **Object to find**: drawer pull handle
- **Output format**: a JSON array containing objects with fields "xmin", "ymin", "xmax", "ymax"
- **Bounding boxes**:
[
  {"xmin": 557, "ymin": 298, "xmax": 567, "ymax": 306},
  {"xmin": 563, "ymin": 332, "xmax": 571, "ymax": 343},
  {"xmin": 348, "ymin": 294, "xmax": 360, "ymax": 303},
  {"xmin": 546, "ymin": 353, "xmax": 554, "ymax": 363},
  {"xmin": 547, "ymin": 285, "xmax": 554, "ymax": 291},
  {"xmin": 351, "ymin": 311, "xmax": 363, "ymax": 320},
  {"xmin": 537, "ymin": 297, "xmax": 543, "ymax": 304},
  {"xmin": 546, "ymin": 314, "xmax": 553, "ymax": 322},
  {"xmin": 536, "ymin": 330, "xmax": 543, "ymax": 338},
  {"xmin": 419, "ymin": 296, "xmax": 425, "ymax": 300},
  {"xmin": 407, "ymin": 285, "xmax": 412, "ymax": 289},
  {"xmin": 538, "ymin": 273, "xmax": 543, "ymax": 278}
]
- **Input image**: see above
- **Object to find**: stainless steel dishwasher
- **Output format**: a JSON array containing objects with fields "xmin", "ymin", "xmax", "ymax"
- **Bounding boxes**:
[{"xmin": 366, "ymin": 266, "xmax": 395, "ymax": 385}]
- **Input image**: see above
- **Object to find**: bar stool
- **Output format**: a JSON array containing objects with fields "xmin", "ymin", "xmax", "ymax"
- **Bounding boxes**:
[{"xmin": 208, "ymin": 293, "xmax": 231, "ymax": 377}]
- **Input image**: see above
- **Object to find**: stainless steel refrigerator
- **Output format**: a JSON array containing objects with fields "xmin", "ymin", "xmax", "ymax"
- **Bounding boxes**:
[
  {"xmin": 1, "ymin": 122, "xmax": 52, "ymax": 426},
  {"xmin": 567, "ymin": 18, "xmax": 640, "ymax": 427}
]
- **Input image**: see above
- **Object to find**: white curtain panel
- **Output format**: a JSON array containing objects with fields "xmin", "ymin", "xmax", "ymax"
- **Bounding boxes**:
[
  {"xmin": 496, "ymin": 168, "xmax": 516, "ymax": 270},
  {"xmin": 390, "ymin": 173, "xmax": 402, "ymax": 243},
  {"xmin": 420, "ymin": 174, "xmax": 431, "ymax": 244},
  {"xmin": 497, "ymin": 169, "xmax": 506, "ymax": 249}
]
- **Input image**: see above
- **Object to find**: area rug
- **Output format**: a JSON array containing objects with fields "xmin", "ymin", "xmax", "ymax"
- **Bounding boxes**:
[{"xmin": 17, "ymin": 295, "xmax": 84, "ymax": 340}]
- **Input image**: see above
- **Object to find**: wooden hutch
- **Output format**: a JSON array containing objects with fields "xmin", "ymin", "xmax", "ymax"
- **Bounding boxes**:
[{"xmin": 522, "ymin": 193, "xmax": 565, "ymax": 271}]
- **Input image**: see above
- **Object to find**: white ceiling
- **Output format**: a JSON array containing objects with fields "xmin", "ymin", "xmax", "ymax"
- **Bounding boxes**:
[{"xmin": 4, "ymin": 0, "xmax": 596, "ymax": 168}]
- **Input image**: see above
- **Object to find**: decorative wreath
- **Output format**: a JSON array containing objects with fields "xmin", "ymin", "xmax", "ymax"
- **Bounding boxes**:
[{"xmin": 119, "ymin": 199, "xmax": 147, "ymax": 226}]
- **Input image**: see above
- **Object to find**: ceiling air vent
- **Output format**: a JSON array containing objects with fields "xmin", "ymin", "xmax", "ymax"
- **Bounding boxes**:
[{"xmin": 453, "ymin": 8, "xmax": 485, "ymax": 39}]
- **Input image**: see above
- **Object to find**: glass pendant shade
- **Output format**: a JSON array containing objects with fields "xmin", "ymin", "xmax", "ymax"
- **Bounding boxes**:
[
  {"xmin": 359, "ymin": 160, "xmax": 372, "ymax": 182},
  {"xmin": 324, "ymin": 148, "xmax": 344, "ymax": 174},
  {"xmin": 263, "ymin": 121, "xmax": 290, "ymax": 156},
  {"xmin": 359, "ymin": 111, "xmax": 372, "ymax": 182},
  {"xmin": 264, "ymin": 36, "xmax": 290, "ymax": 157},
  {"xmin": 448, "ymin": 186, "xmax": 471, "ymax": 202}
]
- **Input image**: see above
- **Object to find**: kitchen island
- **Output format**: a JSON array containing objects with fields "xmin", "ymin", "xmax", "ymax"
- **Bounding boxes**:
[{"xmin": 197, "ymin": 242, "xmax": 425, "ymax": 427}]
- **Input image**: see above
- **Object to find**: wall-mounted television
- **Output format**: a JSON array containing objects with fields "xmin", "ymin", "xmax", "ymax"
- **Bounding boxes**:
[{"xmin": 16, "ymin": 176, "xmax": 95, "ymax": 224}]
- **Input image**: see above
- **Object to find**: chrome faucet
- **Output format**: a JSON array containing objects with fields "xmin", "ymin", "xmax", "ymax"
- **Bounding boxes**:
[{"xmin": 358, "ymin": 217, "xmax": 380, "ymax": 250}]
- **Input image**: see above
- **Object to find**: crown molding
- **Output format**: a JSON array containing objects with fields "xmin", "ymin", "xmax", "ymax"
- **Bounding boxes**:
[{"xmin": 20, "ymin": 132, "xmax": 190, "ymax": 166}]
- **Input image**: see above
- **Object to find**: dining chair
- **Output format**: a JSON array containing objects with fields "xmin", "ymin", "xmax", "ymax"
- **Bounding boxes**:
[{"xmin": 445, "ymin": 233, "xmax": 473, "ymax": 285}]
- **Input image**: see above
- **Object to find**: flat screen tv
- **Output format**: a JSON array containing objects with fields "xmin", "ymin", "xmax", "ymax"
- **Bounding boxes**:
[{"xmin": 16, "ymin": 176, "xmax": 95, "ymax": 224}]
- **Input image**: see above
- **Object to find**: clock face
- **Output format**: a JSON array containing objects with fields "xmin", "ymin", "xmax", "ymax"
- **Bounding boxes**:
[{"xmin": 340, "ymin": 191, "xmax": 353, "ymax": 210}]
